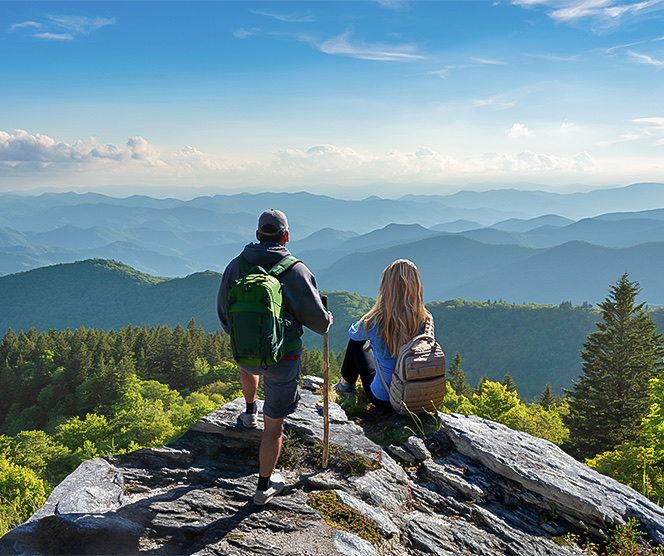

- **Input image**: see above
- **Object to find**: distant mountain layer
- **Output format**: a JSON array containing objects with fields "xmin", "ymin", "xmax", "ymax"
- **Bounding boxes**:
[
  {"xmin": 2, "ymin": 258, "xmax": 664, "ymax": 399},
  {"xmin": 2, "ymin": 184, "xmax": 664, "ymax": 305}
]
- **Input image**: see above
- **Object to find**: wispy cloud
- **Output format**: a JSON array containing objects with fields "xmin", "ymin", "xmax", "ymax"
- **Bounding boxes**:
[
  {"xmin": 8, "ymin": 14, "xmax": 116, "ymax": 40},
  {"xmin": 512, "ymin": 0, "xmax": 664, "ymax": 30},
  {"xmin": 473, "ymin": 95, "xmax": 517, "ymax": 109},
  {"xmin": 370, "ymin": 0, "xmax": 411, "ymax": 9},
  {"xmin": 34, "ymin": 33, "xmax": 73, "ymax": 41},
  {"xmin": 597, "ymin": 132, "xmax": 642, "ymax": 146},
  {"xmin": 318, "ymin": 30, "xmax": 425, "ymax": 62},
  {"xmin": 471, "ymin": 57, "xmax": 506, "ymax": 65},
  {"xmin": 633, "ymin": 117, "xmax": 664, "ymax": 144},
  {"xmin": 508, "ymin": 123, "xmax": 535, "ymax": 137},
  {"xmin": 628, "ymin": 50, "xmax": 664, "ymax": 66},
  {"xmin": 597, "ymin": 117, "xmax": 664, "ymax": 146},
  {"xmin": 233, "ymin": 28, "xmax": 260, "ymax": 39},
  {"xmin": 250, "ymin": 10, "xmax": 316, "ymax": 23},
  {"xmin": 428, "ymin": 66, "xmax": 465, "ymax": 78},
  {"xmin": 9, "ymin": 21, "xmax": 41, "ymax": 32}
]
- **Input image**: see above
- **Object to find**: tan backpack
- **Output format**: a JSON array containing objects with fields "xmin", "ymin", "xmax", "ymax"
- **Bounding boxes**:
[{"xmin": 376, "ymin": 317, "xmax": 446, "ymax": 415}]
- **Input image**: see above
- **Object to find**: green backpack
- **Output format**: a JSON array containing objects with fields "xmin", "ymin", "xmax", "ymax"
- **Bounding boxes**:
[{"xmin": 225, "ymin": 254, "xmax": 299, "ymax": 368}]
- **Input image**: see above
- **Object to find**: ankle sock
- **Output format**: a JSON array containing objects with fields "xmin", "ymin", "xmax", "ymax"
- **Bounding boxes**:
[
  {"xmin": 257, "ymin": 475, "xmax": 270, "ymax": 491},
  {"xmin": 246, "ymin": 402, "xmax": 256, "ymax": 414}
]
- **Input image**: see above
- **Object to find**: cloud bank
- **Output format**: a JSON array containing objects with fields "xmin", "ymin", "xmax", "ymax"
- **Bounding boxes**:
[{"xmin": 0, "ymin": 129, "xmax": 609, "ymax": 192}]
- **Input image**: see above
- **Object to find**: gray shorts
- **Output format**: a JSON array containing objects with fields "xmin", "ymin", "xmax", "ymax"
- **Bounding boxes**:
[{"xmin": 241, "ymin": 349, "xmax": 301, "ymax": 419}]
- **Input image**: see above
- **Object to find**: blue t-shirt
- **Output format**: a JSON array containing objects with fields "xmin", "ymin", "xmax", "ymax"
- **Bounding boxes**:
[
  {"xmin": 348, "ymin": 320, "xmax": 395, "ymax": 402},
  {"xmin": 348, "ymin": 313, "xmax": 432, "ymax": 402}
]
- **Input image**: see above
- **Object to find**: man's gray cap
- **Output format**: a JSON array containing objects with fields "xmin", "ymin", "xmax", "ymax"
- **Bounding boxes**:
[{"xmin": 258, "ymin": 209, "xmax": 289, "ymax": 236}]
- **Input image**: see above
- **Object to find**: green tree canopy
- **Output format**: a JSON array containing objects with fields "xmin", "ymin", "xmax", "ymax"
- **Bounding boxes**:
[{"xmin": 564, "ymin": 274, "xmax": 664, "ymax": 460}]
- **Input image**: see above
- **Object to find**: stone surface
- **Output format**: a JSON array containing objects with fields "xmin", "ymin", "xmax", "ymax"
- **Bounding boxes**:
[
  {"xmin": 439, "ymin": 412, "xmax": 664, "ymax": 543},
  {"xmin": 2, "ymin": 377, "xmax": 663, "ymax": 555},
  {"xmin": 403, "ymin": 436, "xmax": 431, "ymax": 462}
]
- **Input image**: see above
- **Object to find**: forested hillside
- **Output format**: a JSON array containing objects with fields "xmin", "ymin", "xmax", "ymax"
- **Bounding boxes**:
[{"xmin": 3, "ymin": 258, "xmax": 664, "ymax": 399}]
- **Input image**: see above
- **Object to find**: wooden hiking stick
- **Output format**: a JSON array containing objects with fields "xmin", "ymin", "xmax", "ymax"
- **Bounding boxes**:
[{"xmin": 322, "ymin": 295, "xmax": 330, "ymax": 469}]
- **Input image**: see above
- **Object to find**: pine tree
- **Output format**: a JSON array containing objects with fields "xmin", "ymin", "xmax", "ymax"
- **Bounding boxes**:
[
  {"xmin": 474, "ymin": 373, "xmax": 489, "ymax": 396},
  {"xmin": 501, "ymin": 373, "xmax": 518, "ymax": 393},
  {"xmin": 564, "ymin": 274, "xmax": 664, "ymax": 460},
  {"xmin": 447, "ymin": 352, "xmax": 472, "ymax": 398},
  {"xmin": 539, "ymin": 383, "xmax": 555, "ymax": 410}
]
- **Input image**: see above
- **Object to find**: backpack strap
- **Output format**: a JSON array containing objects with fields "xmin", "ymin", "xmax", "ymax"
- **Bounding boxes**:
[
  {"xmin": 238, "ymin": 254, "xmax": 298, "ymax": 277},
  {"xmin": 375, "ymin": 357, "xmax": 391, "ymax": 394},
  {"xmin": 268, "ymin": 255, "xmax": 299, "ymax": 277}
]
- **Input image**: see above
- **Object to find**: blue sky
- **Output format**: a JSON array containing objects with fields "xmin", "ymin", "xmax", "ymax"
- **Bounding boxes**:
[{"xmin": 2, "ymin": 0, "xmax": 664, "ymax": 198}]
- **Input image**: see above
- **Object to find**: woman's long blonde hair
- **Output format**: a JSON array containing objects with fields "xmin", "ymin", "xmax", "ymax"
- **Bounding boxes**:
[{"xmin": 360, "ymin": 259, "xmax": 428, "ymax": 357}]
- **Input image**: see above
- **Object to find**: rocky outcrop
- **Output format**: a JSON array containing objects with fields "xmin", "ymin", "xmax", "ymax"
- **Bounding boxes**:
[{"xmin": 2, "ymin": 379, "xmax": 663, "ymax": 555}]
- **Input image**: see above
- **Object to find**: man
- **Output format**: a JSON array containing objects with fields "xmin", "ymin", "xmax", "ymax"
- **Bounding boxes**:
[{"xmin": 217, "ymin": 209, "xmax": 332, "ymax": 505}]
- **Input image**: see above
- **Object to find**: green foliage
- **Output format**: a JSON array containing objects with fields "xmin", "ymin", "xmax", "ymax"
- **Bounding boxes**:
[
  {"xmin": 0, "ymin": 322, "xmax": 231, "ymax": 533},
  {"xmin": 438, "ymin": 388, "xmax": 475, "ymax": 415},
  {"xmin": 587, "ymin": 444, "xmax": 664, "ymax": 503},
  {"xmin": 0, "ymin": 457, "xmax": 48, "ymax": 536},
  {"xmin": 447, "ymin": 352, "xmax": 472, "ymax": 398},
  {"xmin": 428, "ymin": 298, "xmax": 602, "ymax": 399},
  {"xmin": 605, "ymin": 518, "xmax": 653, "ymax": 556},
  {"xmin": 539, "ymin": 383, "xmax": 556, "ymax": 410},
  {"xmin": 565, "ymin": 274, "xmax": 664, "ymax": 460},
  {"xmin": 642, "ymin": 377, "xmax": 664, "ymax": 461},
  {"xmin": 472, "ymin": 381, "xmax": 521, "ymax": 421}
]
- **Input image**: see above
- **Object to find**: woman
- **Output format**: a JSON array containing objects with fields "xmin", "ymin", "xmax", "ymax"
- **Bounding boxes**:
[{"xmin": 334, "ymin": 259, "xmax": 431, "ymax": 410}]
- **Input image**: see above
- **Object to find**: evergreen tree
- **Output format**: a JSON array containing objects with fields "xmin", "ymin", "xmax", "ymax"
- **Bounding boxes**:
[
  {"xmin": 564, "ymin": 274, "xmax": 664, "ymax": 460},
  {"xmin": 447, "ymin": 352, "xmax": 472, "ymax": 398},
  {"xmin": 539, "ymin": 383, "xmax": 555, "ymax": 410},
  {"xmin": 474, "ymin": 373, "xmax": 489, "ymax": 396},
  {"xmin": 501, "ymin": 373, "xmax": 518, "ymax": 393}
]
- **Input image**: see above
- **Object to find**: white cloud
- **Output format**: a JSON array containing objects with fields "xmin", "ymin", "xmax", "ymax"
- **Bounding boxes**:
[
  {"xmin": 371, "ymin": 0, "xmax": 411, "ymax": 9},
  {"xmin": 9, "ymin": 21, "xmax": 41, "ymax": 32},
  {"xmin": 473, "ymin": 95, "xmax": 517, "ymax": 109},
  {"xmin": 512, "ymin": 0, "xmax": 664, "ymax": 30},
  {"xmin": 596, "ymin": 117, "xmax": 664, "ymax": 146},
  {"xmin": 471, "ymin": 57, "xmax": 506, "ymax": 65},
  {"xmin": 34, "ymin": 33, "xmax": 73, "ymax": 41},
  {"xmin": 233, "ymin": 28, "xmax": 259, "ymax": 39},
  {"xmin": 428, "ymin": 66, "xmax": 465, "ymax": 78},
  {"xmin": 562, "ymin": 120, "xmax": 575, "ymax": 128},
  {"xmin": 508, "ymin": 123, "xmax": 535, "ymax": 137},
  {"xmin": 250, "ymin": 10, "xmax": 315, "ymax": 23},
  {"xmin": 634, "ymin": 117, "xmax": 664, "ymax": 130},
  {"xmin": 0, "ymin": 130, "xmax": 162, "ymax": 166},
  {"xmin": 0, "ymin": 132, "xmax": 630, "ymax": 191},
  {"xmin": 597, "ymin": 133, "xmax": 642, "ymax": 146},
  {"xmin": 8, "ymin": 14, "xmax": 116, "ymax": 40},
  {"xmin": 628, "ymin": 50, "xmax": 664, "ymax": 66},
  {"xmin": 48, "ymin": 15, "xmax": 116, "ymax": 35},
  {"xmin": 318, "ymin": 30, "xmax": 425, "ymax": 62}
]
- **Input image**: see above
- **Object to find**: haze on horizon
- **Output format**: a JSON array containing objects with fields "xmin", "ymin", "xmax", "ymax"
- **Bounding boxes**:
[{"xmin": 2, "ymin": 0, "xmax": 664, "ymax": 199}]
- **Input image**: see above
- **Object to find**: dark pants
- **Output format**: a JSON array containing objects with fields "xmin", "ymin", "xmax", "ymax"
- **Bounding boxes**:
[{"xmin": 340, "ymin": 339, "xmax": 392, "ymax": 411}]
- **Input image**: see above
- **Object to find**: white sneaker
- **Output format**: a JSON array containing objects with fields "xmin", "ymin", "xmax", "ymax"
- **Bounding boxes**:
[
  {"xmin": 253, "ymin": 474, "xmax": 285, "ymax": 506},
  {"xmin": 239, "ymin": 410, "xmax": 258, "ymax": 429}
]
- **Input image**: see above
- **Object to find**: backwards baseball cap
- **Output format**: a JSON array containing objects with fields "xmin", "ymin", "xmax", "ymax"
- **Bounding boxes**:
[{"xmin": 258, "ymin": 209, "xmax": 289, "ymax": 237}]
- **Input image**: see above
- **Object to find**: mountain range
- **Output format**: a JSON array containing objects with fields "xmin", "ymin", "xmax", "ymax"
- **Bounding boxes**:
[{"xmin": 2, "ymin": 182, "xmax": 664, "ymax": 306}]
